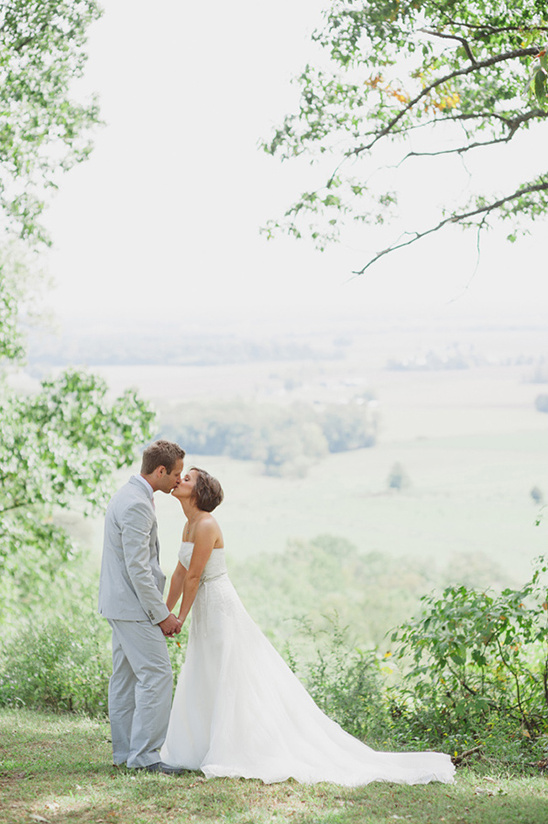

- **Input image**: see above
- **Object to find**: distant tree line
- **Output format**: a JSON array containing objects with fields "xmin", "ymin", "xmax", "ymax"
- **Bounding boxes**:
[
  {"xmin": 386, "ymin": 349, "xmax": 546, "ymax": 372},
  {"xmin": 26, "ymin": 328, "xmax": 345, "ymax": 368},
  {"xmin": 159, "ymin": 399, "xmax": 377, "ymax": 476}
]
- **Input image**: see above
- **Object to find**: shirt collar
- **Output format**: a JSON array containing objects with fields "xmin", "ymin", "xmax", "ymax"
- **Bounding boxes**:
[{"xmin": 133, "ymin": 474, "xmax": 154, "ymax": 501}]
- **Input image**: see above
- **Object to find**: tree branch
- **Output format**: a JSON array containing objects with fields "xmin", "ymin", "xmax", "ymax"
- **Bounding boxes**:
[
  {"xmin": 0, "ymin": 501, "xmax": 28, "ymax": 514},
  {"xmin": 398, "ymin": 133, "xmax": 517, "ymax": 162},
  {"xmin": 350, "ymin": 46, "xmax": 541, "ymax": 158},
  {"xmin": 419, "ymin": 28, "xmax": 478, "ymax": 66},
  {"xmin": 397, "ymin": 104, "xmax": 547, "ymax": 159},
  {"xmin": 432, "ymin": 14, "xmax": 548, "ymax": 37},
  {"xmin": 345, "ymin": 107, "xmax": 547, "ymax": 150},
  {"xmin": 452, "ymin": 745, "xmax": 482, "ymax": 766},
  {"xmin": 353, "ymin": 179, "xmax": 548, "ymax": 276}
]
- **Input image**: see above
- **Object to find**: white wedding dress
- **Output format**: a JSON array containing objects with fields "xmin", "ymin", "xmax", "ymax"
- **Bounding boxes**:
[{"xmin": 160, "ymin": 543, "xmax": 455, "ymax": 786}]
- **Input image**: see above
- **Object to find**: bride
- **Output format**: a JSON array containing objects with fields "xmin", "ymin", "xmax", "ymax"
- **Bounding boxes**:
[{"xmin": 160, "ymin": 467, "xmax": 455, "ymax": 786}]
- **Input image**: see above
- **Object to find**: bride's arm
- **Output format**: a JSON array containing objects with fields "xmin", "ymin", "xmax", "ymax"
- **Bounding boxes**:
[
  {"xmin": 166, "ymin": 561, "xmax": 186, "ymax": 612},
  {"xmin": 177, "ymin": 520, "xmax": 217, "ymax": 625}
]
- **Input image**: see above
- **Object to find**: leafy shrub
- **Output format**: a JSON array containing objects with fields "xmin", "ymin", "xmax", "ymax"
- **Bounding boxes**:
[
  {"xmin": 0, "ymin": 603, "xmax": 192, "ymax": 717},
  {"xmin": 285, "ymin": 616, "xmax": 389, "ymax": 744},
  {"xmin": 231, "ymin": 535, "xmax": 437, "ymax": 651},
  {"xmin": 388, "ymin": 556, "xmax": 548, "ymax": 767},
  {"xmin": 0, "ymin": 609, "xmax": 111, "ymax": 715}
]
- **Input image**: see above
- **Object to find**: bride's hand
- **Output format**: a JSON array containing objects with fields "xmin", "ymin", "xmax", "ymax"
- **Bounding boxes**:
[{"xmin": 159, "ymin": 613, "xmax": 182, "ymax": 636}]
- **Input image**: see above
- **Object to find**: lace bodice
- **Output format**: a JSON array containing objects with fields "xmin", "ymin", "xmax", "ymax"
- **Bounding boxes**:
[{"xmin": 178, "ymin": 541, "xmax": 228, "ymax": 583}]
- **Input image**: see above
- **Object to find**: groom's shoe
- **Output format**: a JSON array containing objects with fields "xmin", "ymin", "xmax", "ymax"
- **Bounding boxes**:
[{"xmin": 141, "ymin": 761, "xmax": 186, "ymax": 775}]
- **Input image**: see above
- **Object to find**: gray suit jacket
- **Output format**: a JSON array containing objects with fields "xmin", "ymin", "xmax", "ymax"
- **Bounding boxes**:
[{"xmin": 98, "ymin": 476, "xmax": 170, "ymax": 625}]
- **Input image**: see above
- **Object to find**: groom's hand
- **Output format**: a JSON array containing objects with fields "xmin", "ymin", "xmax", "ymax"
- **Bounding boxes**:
[{"xmin": 159, "ymin": 614, "xmax": 182, "ymax": 636}]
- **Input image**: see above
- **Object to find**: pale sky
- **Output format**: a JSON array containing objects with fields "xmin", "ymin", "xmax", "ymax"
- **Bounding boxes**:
[{"xmin": 43, "ymin": 0, "xmax": 548, "ymax": 333}]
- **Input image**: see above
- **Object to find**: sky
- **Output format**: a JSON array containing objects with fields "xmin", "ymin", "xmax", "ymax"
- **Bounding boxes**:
[{"xmin": 43, "ymin": 0, "xmax": 548, "ymax": 334}]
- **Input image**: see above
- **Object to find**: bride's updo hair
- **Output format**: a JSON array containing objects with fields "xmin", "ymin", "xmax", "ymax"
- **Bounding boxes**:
[{"xmin": 191, "ymin": 467, "xmax": 224, "ymax": 512}]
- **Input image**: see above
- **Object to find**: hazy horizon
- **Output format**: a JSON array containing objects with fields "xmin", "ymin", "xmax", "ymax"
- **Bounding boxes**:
[{"xmin": 37, "ymin": 0, "xmax": 547, "ymax": 338}]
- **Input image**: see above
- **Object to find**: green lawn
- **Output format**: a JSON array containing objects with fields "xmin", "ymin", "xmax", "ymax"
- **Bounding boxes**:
[{"xmin": 1, "ymin": 710, "xmax": 547, "ymax": 824}]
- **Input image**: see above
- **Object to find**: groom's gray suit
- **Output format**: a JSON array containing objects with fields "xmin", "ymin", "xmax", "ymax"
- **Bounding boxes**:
[{"xmin": 99, "ymin": 475, "xmax": 173, "ymax": 768}]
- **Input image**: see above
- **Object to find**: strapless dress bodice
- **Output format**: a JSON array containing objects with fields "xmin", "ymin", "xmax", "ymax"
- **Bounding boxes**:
[{"xmin": 178, "ymin": 541, "xmax": 228, "ymax": 583}]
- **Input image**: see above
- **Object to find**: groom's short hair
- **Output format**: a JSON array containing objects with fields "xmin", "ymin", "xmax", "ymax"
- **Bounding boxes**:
[{"xmin": 141, "ymin": 440, "xmax": 185, "ymax": 475}]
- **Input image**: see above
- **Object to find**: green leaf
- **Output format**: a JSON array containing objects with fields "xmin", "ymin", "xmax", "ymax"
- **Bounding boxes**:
[{"xmin": 534, "ymin": 69, "xmax": 547, "ymax": 105}]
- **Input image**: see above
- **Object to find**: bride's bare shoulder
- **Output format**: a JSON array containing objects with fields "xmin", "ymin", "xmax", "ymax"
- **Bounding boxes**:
[{"xmin": 194, "ymin": 513, "xmax": 223, "ymax": 547}]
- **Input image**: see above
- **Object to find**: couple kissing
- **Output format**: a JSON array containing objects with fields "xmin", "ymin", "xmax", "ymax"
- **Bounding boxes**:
[{"xmin": 99, "ymin": 439, "xmax": 455, "ymax": 785}]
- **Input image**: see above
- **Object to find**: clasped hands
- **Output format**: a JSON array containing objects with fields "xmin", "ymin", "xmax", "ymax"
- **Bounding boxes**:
[{"xmin": 159, "ymin": 613, "xmax": 183, "ymax": 637}]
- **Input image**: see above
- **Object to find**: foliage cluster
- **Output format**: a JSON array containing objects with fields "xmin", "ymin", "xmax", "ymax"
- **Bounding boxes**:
[
  {"xmin": 0, "ymin": 587, "xmax": 189, "ymax": 717},
  {"xmin": 0, "ymin": 2, "xmax": 157, "ymax": 630},
  {"xmin": 1, "ymin": 538, "xmax": 546, "ymax": 772},
  {"xmin": 160, "ymin": 399, "xmax": 377, "ymax": 477},
  {"xmin": 0, "ymin": 0, "xmax": 102, "ymax": 245},
  {"xmin": 284, "ymin": 616, "xmax": 390, "ymax": 744},
  {"xmin": 0, "ymin": 607, "xmax": 109, "ymax": 715},
  {"xmin": 229, "ymin": 535, "xmax": 503, "ymax": 650},
  {"xmin": 386, "ymin": 347, "xmax": 474, "ymax": 371},
  {"xmin": 386, "ymin": 461, "xmax": 411, "ymax": 491},
  {"xmin": 0, "ymin": 362, "xmax": 156, "ymax": 623},
  {"xmin": 387, "ymin": 556, "xmax": 548, "ymax": 767},
  {"xmin": 263, "ymin": 0, "xmax": 548, "ymax": 269}
]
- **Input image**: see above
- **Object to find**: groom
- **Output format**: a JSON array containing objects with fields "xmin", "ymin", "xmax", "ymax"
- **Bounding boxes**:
[{"xmin": 99, "ymin": 439, "xmax": 186, "ymax": 774}]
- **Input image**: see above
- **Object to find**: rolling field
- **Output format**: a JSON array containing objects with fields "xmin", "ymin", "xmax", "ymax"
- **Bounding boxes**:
[{"xmin": 71, "ymin": 317, "xmax": 548, "ymax": 589}]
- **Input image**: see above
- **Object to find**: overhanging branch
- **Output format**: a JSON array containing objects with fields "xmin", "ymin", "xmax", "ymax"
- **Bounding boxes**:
[
  {"xmin": 350, "ymin": 46, "xmax": 541, "ymax": 158},
  {"xmin": 432, "ymin": 16, "xmax": 548, "ymax": 37},
  {"xmin": 399, "ymin": 134, "xmax": 516, "ymax": 162},
  {"xmin": 353, "ymin": 179, "xmax": 548, "ymax": 276},
  {"xmin": 347, "ymin": 107, "xmax": 547, "ymax": 146}
]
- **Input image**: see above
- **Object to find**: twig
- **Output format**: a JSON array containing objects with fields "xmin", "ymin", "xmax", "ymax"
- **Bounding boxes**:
[
  {"xmin": 419, "ymin": 28, "xmax": 478, "ymax": 66},
  {"xmin": 452, "ymin": 745, "xmax": 482, "ymax": 765},
  {"xmin": 353, "ymin": 179, "xmax": 548, "ymax": 275}
]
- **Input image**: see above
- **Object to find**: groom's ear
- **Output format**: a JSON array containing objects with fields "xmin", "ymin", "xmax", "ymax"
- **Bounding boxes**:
[{"xmin": 149, "ymin": 465, "xmax": 166, "ymax": 483}]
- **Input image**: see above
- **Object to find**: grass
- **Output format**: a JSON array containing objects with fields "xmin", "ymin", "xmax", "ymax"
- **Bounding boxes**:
[{"xmin": 1, "ymin": 710, "xmax": 547, "ymax": 824}]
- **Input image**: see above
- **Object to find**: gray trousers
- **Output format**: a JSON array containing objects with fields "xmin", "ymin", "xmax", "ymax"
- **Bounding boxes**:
[{"xmin": 107, "ymin": 619, "xmax": 173, "ymax": 768}]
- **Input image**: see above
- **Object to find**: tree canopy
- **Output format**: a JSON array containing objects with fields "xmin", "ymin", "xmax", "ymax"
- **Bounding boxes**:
[
  {"xmin": 0, "ymin": 355, "xmax": 155, "ymax": 622},
  {"xmin": 0, "ymin": 1, "xmax": 156, "ymax": 623},
  {"xmin": 262, "ymin": 0, "xmax": 548, "ymax": 272},
  {"xmin": 0, "ymin": 0, "xmax": 102, "ymax": 245}
]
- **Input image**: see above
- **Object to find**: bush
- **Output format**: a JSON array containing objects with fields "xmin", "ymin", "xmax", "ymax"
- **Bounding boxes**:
[
  {"xmin": 0, "ymin": 609, "xmax": 111, "ymax": 716},
  {"xmin": 384, "ymin": 691, "xmax": 548, "ymax": 772},
  {"xmin": 231, "ymin": 535, "xmax": 437, "ymax": 651},
  {"xmin": 0, "ymin": 603, "xmax": 192, "ymax": 717},
  {"xmin": 285, "ymin": 616, "xmax": 389, "ymax": 745},
  {"xmin": 388, "ymin": 556, "xmax": 548, "ymax": 768}
]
